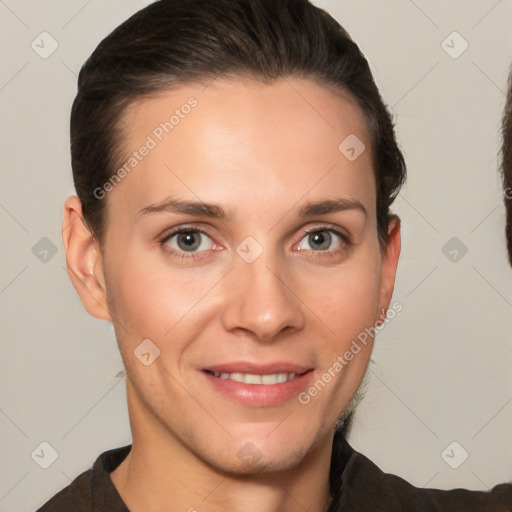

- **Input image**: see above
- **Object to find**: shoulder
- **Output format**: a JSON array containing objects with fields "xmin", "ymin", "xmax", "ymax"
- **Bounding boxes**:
[
  {"xmin": 346, "ymin": 449, "xmax": 512, "ymax": 511},
  {"xmin": 35, "ymin": 445, "xmax": 131, "ymax": 512},
  {"xmin": 36, "ymin": 468, "xmax": 95, "ymax": 512},
  {"xmin": 332, "ymin": 434, "xmax": 512, "ymax": 511}
]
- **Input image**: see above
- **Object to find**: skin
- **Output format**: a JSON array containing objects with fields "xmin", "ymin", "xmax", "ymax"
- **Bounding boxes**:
[{"xmin": 63, "ymin": 77, "xmax": 401, "ymax": 512}]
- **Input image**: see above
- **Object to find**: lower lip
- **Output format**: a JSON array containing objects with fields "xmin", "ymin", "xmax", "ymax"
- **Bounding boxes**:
[{"xmin": 201, "ymin": 370, "xmax": 314, "ymax": 407}]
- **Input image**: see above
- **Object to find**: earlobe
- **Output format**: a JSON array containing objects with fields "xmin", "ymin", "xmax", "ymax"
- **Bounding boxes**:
[
  {"xmin": 379, "ymin": 216, "xmax": 401, "ymax": 312},
  {"xmin": 62, "ymin": 196, "xmax": 112, "ymax": 322}
]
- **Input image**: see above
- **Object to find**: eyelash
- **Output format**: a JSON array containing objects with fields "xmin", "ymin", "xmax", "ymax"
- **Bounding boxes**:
[{"xmin": 159, "ymin": 225, "xmax": 352, "ymax": 261}]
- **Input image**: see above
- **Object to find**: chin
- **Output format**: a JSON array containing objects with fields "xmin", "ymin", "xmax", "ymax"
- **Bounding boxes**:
[
  {"xmin": 190, "ymin": 425, "xmax": 324, "ymax": 477},
  {"xmin": 207, "ymin": 444, "xmax": 314, "ymax": 476}
]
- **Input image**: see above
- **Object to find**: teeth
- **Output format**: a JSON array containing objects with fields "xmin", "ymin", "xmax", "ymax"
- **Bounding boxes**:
[
  {"xmin": 244, "ymin": 374, "xmax": 261, "ymax": 384},
  {"xmin": 210, "ymin": 371, "xmax": 297, "ymax": 385},
  {"xmin": 262, "ymin": 374, "xmax": 278, "ymax": 384}
]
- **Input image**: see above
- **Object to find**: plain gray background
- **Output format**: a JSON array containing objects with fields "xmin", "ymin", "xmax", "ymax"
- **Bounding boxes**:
[{"xmin": 1, "ymin": 1, "xmax": 512, "ymax": 510}]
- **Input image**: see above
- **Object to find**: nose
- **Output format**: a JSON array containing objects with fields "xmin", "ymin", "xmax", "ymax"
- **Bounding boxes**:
[{"xmin": 220, "ymin": 249, "xmax": 306, "ymax": 342}]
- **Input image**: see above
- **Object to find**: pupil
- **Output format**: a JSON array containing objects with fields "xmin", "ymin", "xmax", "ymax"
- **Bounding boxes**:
[
  {"xmin": 311, "ymin": 231, "xmax": 330, "ymax": 250},
  {"xmin": 179, "ymin": 232, "xmax": 199, "ymax": 250}
]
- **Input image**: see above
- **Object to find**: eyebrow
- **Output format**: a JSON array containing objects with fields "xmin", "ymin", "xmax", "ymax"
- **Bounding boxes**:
[
  {"xmin": 136, "ymin": 197, "xmax": 230, "ymax": 221},
  {"xmin": 298, "ymin": 198, "xmax": 367, "ymax": 218},
  {"xmin": 136, "ymin": 196, "xmax": 367, "ymax": 221}
]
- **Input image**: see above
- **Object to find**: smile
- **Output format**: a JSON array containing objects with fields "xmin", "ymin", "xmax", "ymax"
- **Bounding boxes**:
[
  {"xmin": 201, "ymin": 367, "xmax": 314, "ymax": 407},
  {"xmin": 205, "ymin": 370, "xmax": 297, "ymax": 385}
]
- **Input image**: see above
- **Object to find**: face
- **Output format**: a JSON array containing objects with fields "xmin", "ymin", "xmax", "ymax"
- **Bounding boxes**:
[{"xmin": 67, "ymin": 77, "xmax": 400, "ymax": 474}]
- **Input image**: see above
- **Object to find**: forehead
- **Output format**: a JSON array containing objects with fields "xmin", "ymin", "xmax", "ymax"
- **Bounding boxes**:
[{"xmin": 108, "ymin": 77, "xmax": 375, "ymax": 221}]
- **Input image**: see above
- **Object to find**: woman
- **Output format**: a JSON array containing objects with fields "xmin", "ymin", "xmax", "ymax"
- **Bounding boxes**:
[{"xmin": 38, "ymin": 0, "xmax": 512, "ymax": 510}]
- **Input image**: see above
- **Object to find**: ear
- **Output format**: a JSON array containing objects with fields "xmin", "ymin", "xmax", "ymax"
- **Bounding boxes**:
[
  {"xmin": 378, "ymin": 215, "xmax": 401, "ymax": 312},
  {"xmin": 62, "ymin": 196, "xmax": 112, "ymax": 321}
]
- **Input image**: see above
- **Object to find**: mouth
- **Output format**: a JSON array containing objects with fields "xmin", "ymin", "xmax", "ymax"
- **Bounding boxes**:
[
  {"xmin": 200, "ymin": 364, "xmax": 314, "ymax": 407},
  {"xmin": 203, "ymin": 369, "xmax": 306, "ymax": 385}
]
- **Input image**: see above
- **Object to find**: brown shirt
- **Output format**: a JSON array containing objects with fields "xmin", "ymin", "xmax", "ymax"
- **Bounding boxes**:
[{"xmin": 36, "ymin": 431, "xmax": 512, "ymax": 511}]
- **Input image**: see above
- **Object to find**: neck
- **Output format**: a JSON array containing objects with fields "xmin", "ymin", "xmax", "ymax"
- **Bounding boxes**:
[{"xmin": 111, "ymin": 380, "xmax": 335, "ymax": 512}]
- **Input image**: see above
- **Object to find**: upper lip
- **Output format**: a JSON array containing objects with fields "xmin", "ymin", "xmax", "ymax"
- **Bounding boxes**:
[{"xmin": 202, "ymin": 362, "xmax": 312, "ymax": 375}]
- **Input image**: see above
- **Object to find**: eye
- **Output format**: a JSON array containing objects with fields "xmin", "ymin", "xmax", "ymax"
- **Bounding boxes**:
[
  {"xmin": 161, "ymin": 228, "xmax": 217, "ymax": 257},
  {"xmin": 295, "ymin": 227, "xmax": 349, "ymax": 255}
]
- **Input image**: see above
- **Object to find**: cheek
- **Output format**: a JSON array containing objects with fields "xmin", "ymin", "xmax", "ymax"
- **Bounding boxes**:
[
  {"xmin": 105, "ymin": 237, "xmax": 382, "ymax": 353},
  {"xmin": 307, "ymin": 258, "xmax": 382, "ymax": 345},
  {"xmin": 105, "ymin": 250, "xmax": 219, "ymax": 342}
]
